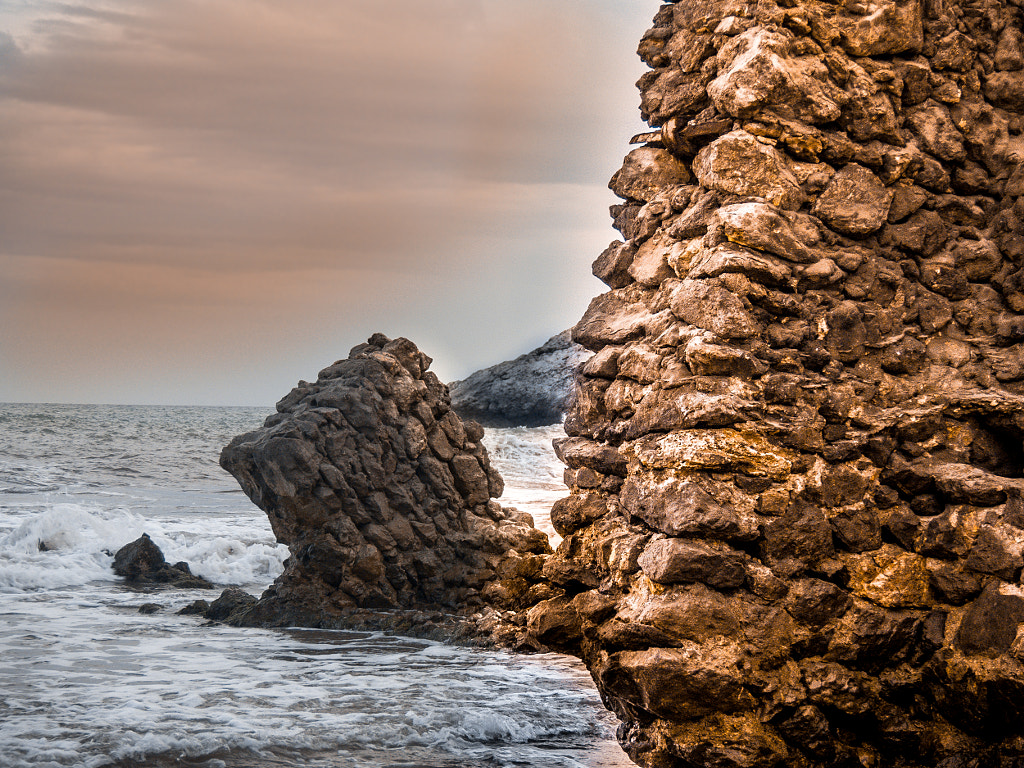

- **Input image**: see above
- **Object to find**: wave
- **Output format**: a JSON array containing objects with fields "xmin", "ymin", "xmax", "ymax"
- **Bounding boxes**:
[
  {"xmin": 0, "ymin": 628, "xmax": 621, "ymax": 768},
  {"xmin": 482, "ymin": 424, "xmax": 566, "ymax": 489}
]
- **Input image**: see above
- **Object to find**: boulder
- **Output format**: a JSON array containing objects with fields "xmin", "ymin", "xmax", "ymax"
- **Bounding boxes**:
[
  {"xmin": 219, "ymin": 334, "xmax": 552, "ymax": 642},
  {"xmin": 205, "ymin": 588, "xmax": 258, "ymax": 623},
  {"xmin": 112, "ymin": 534, "xmax": 214, "ymax": 589},
  {"xmin": 693, "ymin": 129, "xmax": 806, "ymax": 210},
  {"xmin": 836, "ymin": 0, "xmax": 924, "ymax": 56},
  {"xmin": 713, "ymin": 202, "xmax": 823, "ymax": 263},
  {"xmin": 609, "ymin": 146, "xmax": 691, "ymax": 202},
  {"xmin": 708, "ymin": 27, "xmax": 845, "ymax": 124},
  {"xmin": 811, "ymin": 163, "xmax": 893, "ymax": 235}
]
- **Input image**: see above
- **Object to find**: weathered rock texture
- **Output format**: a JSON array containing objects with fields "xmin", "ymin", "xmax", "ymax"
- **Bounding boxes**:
[
  {"xmin": 449, "ymin": 330, "xmax": 593, "ymax": 427},
  {"xmin": 530, "ymin": 0, "xmax": 1024, "ymax": 765},
  {"xmin": 219, "ymin": 334, "xmax": 551, "ymax": 640}
]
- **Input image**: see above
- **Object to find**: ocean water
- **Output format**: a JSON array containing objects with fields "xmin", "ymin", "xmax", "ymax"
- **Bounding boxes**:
[{"xmin": 0, "ymin": 404, "xmax": 628, "ymax": 768}]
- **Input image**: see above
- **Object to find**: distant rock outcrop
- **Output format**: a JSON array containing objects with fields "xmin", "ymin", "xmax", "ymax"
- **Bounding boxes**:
[
  {"xmin": 448, "ymin": 330, "xmax": 592, "ymax": 428},
  {"xmin": 526, "ymin": 0, "xmax": 1024, "ymax": 766},
  {"xmin": 218, "ymin": 334, "xmax": 553, "ymax": 644}
]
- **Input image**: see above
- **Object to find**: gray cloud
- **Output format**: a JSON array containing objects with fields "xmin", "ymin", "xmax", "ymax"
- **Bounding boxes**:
[{"xmin": 0, "ymin": 31, "xmax": 20, "ymax": 62}]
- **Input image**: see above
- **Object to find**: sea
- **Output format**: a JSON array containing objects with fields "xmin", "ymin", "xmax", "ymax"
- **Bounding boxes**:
[{"xmin": 0, "ymin": 403, "xmax": 631, "ymax": 768}]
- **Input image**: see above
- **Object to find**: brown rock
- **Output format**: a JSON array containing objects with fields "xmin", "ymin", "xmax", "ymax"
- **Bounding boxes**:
[
  {"xmin": 763, "ymin": 502, "xmax": 835, "ymax": 567},
  {"xmin": 905, "ymin": 101, "xmax": 966, "ymax": 163},
  {"xmin": 530, "ymin": 1, "xmax": 1024, "ymax": 765},
  {"xmin": 669, "ymin": 278, "xmax": 758, "ymax": 339},
  {"xmin": 598, "ymin": 643, "xmax": 754, "ymax": 721},
  {"xmin": 956, "ymin": 584, "xmax": 1024, "ymax": 655},
  {"xmin": 997, "ymin": 27, "xmax": 1024, "ymax": 72},
  {"xmin": 620, "ymin": 474, "xmax": 756, "ymax": 541},
  {"xmin": 686, "ymin": 243, "xmax": 794, "ymax": 285},
  {"xmin": 692, "ymin": 129, "xmax": 806, "ymax": 210},
  {"xmin": 812, "ymin": 163, "xmax": 893, "ymax": 235},
  {"xmin": 784, "ymin": 578, "xmax": 852, "ymax": 626},
  {"xmin": 629, "ymin": 234, "xmax": 681, "ymax": 287},
  {"xmin": 985, "ymin": 71, "xmax": 1024, "ymax": 111},
  {"xmin": 714, "ymin": 202, "xmax": 823, "ymax": 263},
  {"xmin": 638, "ymin": 537, "xmax": 747, "ymax": 588},
  {"xmin": 825, "ymin": 301, "xmax": 867, "ymax": 363},
  {"xmin": 592, "ymin": 241, "xmax": 636, "ymax": 289},
  {"xmin": 708, "ymin": 27, "xmax": 845, "ymax": 124},
  {"xmin": 836, "ymin": 0, "xmax": 923, "ymax": 56},
  {"xmin": 220, "ymin": 334, "xmax": 551, "ymax": 631},
  {"xmin": 572, "ymin": 289, "xmax": 653, "ymax": 351},
  {"xmin": 112, "ymin": 534, "xmax": 215, "ymax": 589},
  {"xmin": 609, "ymin": 147, "xmax": 691, "ymax": 202}
]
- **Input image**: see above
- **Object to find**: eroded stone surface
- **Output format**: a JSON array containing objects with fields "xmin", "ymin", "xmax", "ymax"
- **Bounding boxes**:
[
  {"xmin": 708, "ymin": 27, "xmax": 845, "ymax": 124},
  {"xmin": 534, "ymin": 0, "xmax": 1024, "ymax": 765},
  {"xmin": 693, "ymin": 129, "xmax": 806, "ymax": 210}
]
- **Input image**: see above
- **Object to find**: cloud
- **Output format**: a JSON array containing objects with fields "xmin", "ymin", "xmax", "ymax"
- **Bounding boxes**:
[
  {"xmin": 0, "ymin": 0, "xmax": 654, "ymax": 403},
  {"xmin": 0, "ymin": 31, "xmax": 20, "ymax": 62}
]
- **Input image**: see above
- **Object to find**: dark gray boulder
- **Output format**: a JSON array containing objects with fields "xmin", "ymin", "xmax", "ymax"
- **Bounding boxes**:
[
  {"xmin": 205, "ymin": 588, "xmax": 258, "ymax": 622},
  {"xmin": 112, "ymin": 533, "xmax": 214, "ymax": 589}
]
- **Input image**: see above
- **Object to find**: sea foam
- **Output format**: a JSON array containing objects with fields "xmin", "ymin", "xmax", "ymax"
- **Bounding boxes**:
[{"xmin": 0, "ymin": 501, "xmax": 286, "ymax": 592}]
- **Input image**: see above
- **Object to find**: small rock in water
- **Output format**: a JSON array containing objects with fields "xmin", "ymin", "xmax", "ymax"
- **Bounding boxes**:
[
  {"xmin": 112, "ymin": 534, "xmax": 214, "ymax": 589},
  {"xmin": 112, "ymin": 533, "xmax": 164, "ymax": 579},
  {"xmin": 178, "ymin": 599, "xmax": 211, "ymax": 616},
  {"xmin": 137, "ymin": 603, "xmax": 161, "ymax": 614},
  {"xmin": 205, "ymin": 588, "xmax": 258, "ymax": 623}
]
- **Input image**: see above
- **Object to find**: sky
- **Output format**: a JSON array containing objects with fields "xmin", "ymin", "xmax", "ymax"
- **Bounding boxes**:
[{"xmin": 0, "ymin": 0, "xmax": 656, "ymax": 406}]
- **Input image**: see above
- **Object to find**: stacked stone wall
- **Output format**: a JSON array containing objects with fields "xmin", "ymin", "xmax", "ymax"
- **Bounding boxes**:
[{"xmin": 530, "ymin": 0, "xmax": 1024, "ymax": 765}]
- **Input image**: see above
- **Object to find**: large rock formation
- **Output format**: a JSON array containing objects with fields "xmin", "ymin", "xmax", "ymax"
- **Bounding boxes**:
[
  {"xmin": 219, "ymin": 334, "xmax": 551, "ymax": 640},
  {"xmin": 529, "ymin": 0, "xmax": 1024, "ymax": 766},
  {"xmin": 448, "ymin": 330, "xmax": 593, "ymax": 427}
]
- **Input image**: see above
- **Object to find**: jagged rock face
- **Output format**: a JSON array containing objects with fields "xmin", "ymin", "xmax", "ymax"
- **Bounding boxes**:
[
  {"xmin": 448, "ymin": 330, "xmax": 593, "ymax": 427},
  {"xmin": 220, "ymin": 334, "xmax": 550, "ymax": 628},
  {"xmin": 531, "ymin": 1, "xmax": 1024, "ymax": 766}
]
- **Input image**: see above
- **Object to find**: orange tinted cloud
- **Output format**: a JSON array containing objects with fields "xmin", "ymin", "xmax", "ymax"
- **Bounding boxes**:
[{"xmin": 0, "ymin": 0, "xmax": 653, "ymax": 404}]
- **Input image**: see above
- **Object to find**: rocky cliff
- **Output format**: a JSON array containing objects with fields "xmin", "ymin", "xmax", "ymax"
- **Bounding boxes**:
[
  {"xmin": 219, "ymin": 334, "xmax": 552, "ymax": 643},
  {"xmin": 528, "ymin": 0, "xmax": 1024, "ymax": 765},
  {"xmin": 448, "ymin": 330, "xmax": 593, "ymax": 427}
]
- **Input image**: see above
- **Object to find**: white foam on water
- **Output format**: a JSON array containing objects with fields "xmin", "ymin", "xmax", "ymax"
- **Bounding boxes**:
[
  {"xmin": 483, "ymin": 424, "xmax": 566, "ymax": 489},
  {"xmin": 0, "ymin": 502, "xmax": 287, "ymax": 592},
  {"xmin": 0, "ymin": 612, "xmax": 627, "ymax": 768},
  {"xmin": 162, "ymin": 534, "xmax": 287, "ymax": 586},
  {"xmin": 482, "ymin": 424, "xmax": 568, "ymax": 543},
  {"xmin": 0, "ymin": 503, "xmax": 138, "ymax": 591}
]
